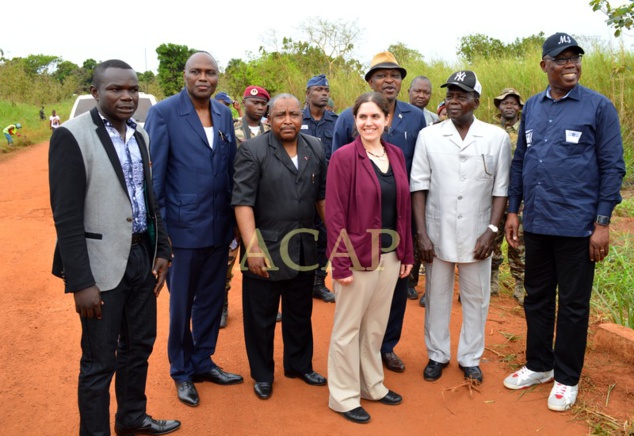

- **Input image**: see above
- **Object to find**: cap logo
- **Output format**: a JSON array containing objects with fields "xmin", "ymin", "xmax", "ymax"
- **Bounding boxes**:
[
  {"xmin": 559, "ymin": 35, "xmax": 571, "ymax": 45},
  {"xmin": 454, "ymin": 71, "xmax": 467, "ymax": 81},
  {"xmin": 250, "ymin": 88, "xmax": 258, "ymax": 96}
]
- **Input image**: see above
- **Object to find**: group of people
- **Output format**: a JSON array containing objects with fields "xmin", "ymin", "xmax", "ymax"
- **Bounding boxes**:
[{"xmin": 48, "ymin": 31, "xmax": 625, "ymax": 434}]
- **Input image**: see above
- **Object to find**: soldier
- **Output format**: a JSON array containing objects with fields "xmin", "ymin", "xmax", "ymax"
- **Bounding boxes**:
[
  {"xmin": 490, "ymin": 88, "xmax": 526, "ymax": 304},
  {"xmin": 302, "ymin": 74, "xmax": 338, "ymax": 303}
]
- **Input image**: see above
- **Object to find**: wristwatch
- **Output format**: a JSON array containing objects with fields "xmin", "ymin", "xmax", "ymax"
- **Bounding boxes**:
[
  {"xmin": 487, "ymin": 224, "xmax": 499, "ymax": 233},
  {"xmin": 595, "ymin": 215, "xmax": 610, "ymax": 226}
]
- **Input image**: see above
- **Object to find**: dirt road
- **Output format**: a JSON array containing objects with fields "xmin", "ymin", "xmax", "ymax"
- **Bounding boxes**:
[{"xmin": 1, "ymin": 143, "xmax": 631, "ymax": 435}]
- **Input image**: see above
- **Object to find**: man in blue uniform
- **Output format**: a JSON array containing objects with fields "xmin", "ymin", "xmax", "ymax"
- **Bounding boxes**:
[
  {"xmin": 331, "ymin": 51, "xmax": 426, "ymax": 373},
  {"xmin": 302, "ymin": 74, "xmax": 338, "ymax": 303},
  {"xmin": 502, "ymin": 33, "xmax": 625, "ymax": 412}
]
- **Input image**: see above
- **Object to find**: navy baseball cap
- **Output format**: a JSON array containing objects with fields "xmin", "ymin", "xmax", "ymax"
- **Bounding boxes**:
[
  {"xmin": 542, "ymin": 32, "xmax": 585, "ymax": 58},
  {"xmin": 214, "ymin": 92, "xmax": 233, "ymax": 104},
  {"xmin": 307, "ymin": 74, "xmax": 329, "ymax": 88}
]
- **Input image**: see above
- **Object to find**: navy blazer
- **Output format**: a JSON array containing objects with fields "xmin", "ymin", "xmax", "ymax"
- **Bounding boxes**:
[{"xmin": 146, "ymin": 89, "xmax": 237, "ymax": 249}]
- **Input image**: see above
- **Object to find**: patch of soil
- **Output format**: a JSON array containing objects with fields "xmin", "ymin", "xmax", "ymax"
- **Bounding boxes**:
[{"xmin": 1, "ymin": 142, "xmax": 632, "ymax": 435}]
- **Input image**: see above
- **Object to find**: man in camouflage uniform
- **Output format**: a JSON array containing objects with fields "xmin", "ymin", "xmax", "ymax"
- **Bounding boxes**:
[
  {"xmin": 302, "ymin": 74, "xmax": 338, "ymax": 303},
  {"xmin": 491, "ymin": 88, "xmax": 525, "ymax": 305},
  {"xmin": 221, "ymin": 85, "xmax": 271, "ymax": 328}
]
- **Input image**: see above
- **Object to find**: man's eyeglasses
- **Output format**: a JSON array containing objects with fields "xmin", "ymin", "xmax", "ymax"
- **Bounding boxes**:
[{"xmin": 544, "ymin": 55, "xmax": 583, "ymax": 66}]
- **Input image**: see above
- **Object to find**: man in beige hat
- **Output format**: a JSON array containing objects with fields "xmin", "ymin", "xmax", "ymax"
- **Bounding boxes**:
[
  {"xmin": 490, "ymin": 88, "xmax": 526, "ymax": 304},
  {"xmin": 330, "ymin": 51, "xmax": 426, "ymax": 374}
]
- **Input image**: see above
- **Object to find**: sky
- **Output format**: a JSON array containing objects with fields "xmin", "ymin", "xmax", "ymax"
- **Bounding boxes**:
[{"xmin": 2, "ymin": 0, "xmax": 632, "ymax": 74}]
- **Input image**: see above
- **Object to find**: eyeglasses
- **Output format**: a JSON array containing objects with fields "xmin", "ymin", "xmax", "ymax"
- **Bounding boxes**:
[{"xmin": 544, "ymin": 55, "xmax": 583, "ymax": 65}]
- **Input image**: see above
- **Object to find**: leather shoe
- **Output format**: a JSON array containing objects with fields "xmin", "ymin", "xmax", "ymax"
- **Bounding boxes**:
[
  {"xmin": 284, "ymin": 370, "xmax": 327, "ymax": 386},
  {"xmin": 341, "ymin": 406, "xmax": 371, "ymax": 424},
  {"xmin": 419, "ymin": 292, "xmax": 426, "ymax": 307},
  {"xmin": 193, "ymin": 367, "xmax": 243, "ymax": 385},
  {"xmin": 254, "ymin": 381, "xmax": 273, "ymax": 399},
  {"xmin": 459, "ymin": 364, "xmax": 483, "ymax": 383},
  {"xmin": 175, "ymin": 381, "xmax": 199, "ymax": 407},
  {"xmin": 379, "ymin": 390, "xmax": 402, "ymax": 405},
  {"xmin": 423, "ymin": 359, "xmax": 448, "ymax": 381},
  {"xmin": 382, "ymin": 352, "xmax": 405, "ymax": 372},
  {"xmin": 407, "ymin": 287, "xmax": 418, "ymax": 300},
  {"xmin": 115, "ymin": 415, "xmax": 181, "ymax": 435}
]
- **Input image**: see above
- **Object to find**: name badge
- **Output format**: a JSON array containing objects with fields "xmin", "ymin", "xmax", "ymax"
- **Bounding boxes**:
[
  {"xmin": 565, "ymin": 130, "xmax": 582, "ymax": 144},
  {"xmin": 525, "ymin": 129, "xmax": 533, "ymax": 147},
  {"xmin": 301, "ymin": 124, "xmax": 309, "ymax": 130}
]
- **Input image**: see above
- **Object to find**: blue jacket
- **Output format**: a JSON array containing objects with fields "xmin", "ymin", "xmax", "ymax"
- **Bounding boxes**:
[
  {"xmin": 331, "ymin": 100, "xmax": 426, "ymax": 173},
  {"xmin": 302, "ymin": 107, "xmax": 337, "ymax": 160},
  {"xmin": 146, "ymin": 89, "xmax": 237, "ymax": 248},
  {"xmin": 509, "ymin": 84, "xmax": 626, "ymax": 237}
]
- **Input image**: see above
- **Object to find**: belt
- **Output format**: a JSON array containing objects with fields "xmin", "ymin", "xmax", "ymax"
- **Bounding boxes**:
[{"xmin": 131, "ymin": 232, "xmax": 145, "ymax": 246}]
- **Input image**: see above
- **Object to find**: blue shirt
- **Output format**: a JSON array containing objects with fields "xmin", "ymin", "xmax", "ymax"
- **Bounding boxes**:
[
  {"xmin": 100, "ymin": 114, "xmax": 147, "ymax": 234},
  {"xmin": 301, "ymin": 107, "xmax": 338, "ymax": 159},
  {"xmin": 508, "ymin": 84, "xmax": 625, "ymax": 237},
  {"xmin": 331, "ymin": 100, "xmax": 426, "ymax": 174}
]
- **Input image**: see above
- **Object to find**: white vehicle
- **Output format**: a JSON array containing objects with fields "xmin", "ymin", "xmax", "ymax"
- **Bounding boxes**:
[{"xmin": 68, "ymin": 93, "xmax": 157, "ymax": 128}]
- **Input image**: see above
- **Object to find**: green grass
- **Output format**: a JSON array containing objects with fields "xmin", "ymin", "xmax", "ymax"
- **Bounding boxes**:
[{"xmin": 0, "ymin": 98, "xmax": 75, "ymax": 152}]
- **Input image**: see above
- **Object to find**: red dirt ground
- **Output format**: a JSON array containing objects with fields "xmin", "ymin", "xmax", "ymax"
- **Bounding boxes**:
[{"xmin": 1, "ymin": 142, "xmax": 632, "ymax": 435}]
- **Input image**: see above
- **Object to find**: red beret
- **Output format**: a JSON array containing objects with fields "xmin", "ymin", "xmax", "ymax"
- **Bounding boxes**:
[{"xmin": 243, "ymin": 86, "xmax": 270, "ymax": 102}]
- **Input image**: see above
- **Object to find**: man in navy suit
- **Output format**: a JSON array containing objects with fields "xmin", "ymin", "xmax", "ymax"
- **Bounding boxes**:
[{"xmin": 145, "ymin": 51, "xmax": 243, "ymax": 408}]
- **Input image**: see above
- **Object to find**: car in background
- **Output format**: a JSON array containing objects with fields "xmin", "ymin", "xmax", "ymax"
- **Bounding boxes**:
[{"xmin": 69, "ymin": 93, "xmax": 157, "ymax": 128}]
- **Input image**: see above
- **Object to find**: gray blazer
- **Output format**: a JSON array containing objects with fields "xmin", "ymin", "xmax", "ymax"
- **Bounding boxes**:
[{"xmin": 49, "ymin": 108, "xmax": 171, "ymax": 292}]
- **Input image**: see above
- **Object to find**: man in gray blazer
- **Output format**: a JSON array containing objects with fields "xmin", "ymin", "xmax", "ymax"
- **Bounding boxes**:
[{"xmin": 49, "ymin": 60, "xmax": 179, "ymax": 436}]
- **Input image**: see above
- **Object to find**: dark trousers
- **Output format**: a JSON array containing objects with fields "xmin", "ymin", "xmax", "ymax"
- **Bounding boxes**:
[
  {"xmin": 315, "ymin": 215, "xmax": 328, "ymax": 278},
  {"xmin": 167, "ymin": 246, "xmax": 228, "ymax": 382},
  {"xmin": 78, "ymin": 240, "xmax": 157, "ymax": 436},
  {"xmin": 381, "ymin": 276, "xmax": 408, "ymax": 354},
  {"xmin": 523, "ymin": 231, "xmax": 595, "ymax": 386},
  {"xmin": 242, "ymin": 272, "xmax": 315, "ymax": 382}
]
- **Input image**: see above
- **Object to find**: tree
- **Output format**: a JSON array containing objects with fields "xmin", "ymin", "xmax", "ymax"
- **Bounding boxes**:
[
  {"xmin": 457, "ymin": 34, "xmax": 505, "ymax": 62},
  {"xmin": 387, "ymin": 43, "xmax": 424, "ymax": 64},
  {"xmin": 156, "ymin": 43, "xmax": 196, "ymax": 97},
  {"xmin": 590, "ymin": 0, "xmax": 634, "ymax": 36},
  {"xmin": 298, "ymin": 17, "xmax": 361, "ymax": 75},
  {"xmin": 53, "ymin": 60, "xmax": 80, "ymax": 84}
]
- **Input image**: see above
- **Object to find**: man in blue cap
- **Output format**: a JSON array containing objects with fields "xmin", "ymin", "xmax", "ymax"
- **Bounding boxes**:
[
  {"xmin": 215, "ymin": 92, "xmax": 243, "ymax": 117},
  {"xmin": 302, "ymin": 74, "xmax": 338, "ymax": 303},
  {"xmin": 503, "ymin": 32, "xmax": 625, "ymax": 412}
]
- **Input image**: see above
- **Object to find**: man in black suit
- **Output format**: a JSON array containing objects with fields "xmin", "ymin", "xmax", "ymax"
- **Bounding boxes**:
[
  {"xmin": 232, "ymin": 93, "xmax": 328, "ymax": 400},
  {"xmin": 49, "ymin": 59, "xmax": 180, "ymax": 436}
]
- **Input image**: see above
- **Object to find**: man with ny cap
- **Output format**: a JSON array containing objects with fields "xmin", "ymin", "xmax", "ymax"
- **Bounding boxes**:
[
  {"xmin": 219, "ymin": 85, "xmax": 271, "ymax": 329},
  {"xmin": 331, "ymin": 51, "xmax": 426, "ymax": 373},
  {"xmin": 503, "ymin": 33, "xmax": 625, "ymax": 411},
  {"xmin": 410, "ymin": 70, "xmax": 511, "ymax": 384},
  {"xmin": 489, "ymin": 88, "xmax": 526, "ymax": 304},
  {"xmin": 302, "ymin": 74, "xmax": 338, "ymax": 303}
]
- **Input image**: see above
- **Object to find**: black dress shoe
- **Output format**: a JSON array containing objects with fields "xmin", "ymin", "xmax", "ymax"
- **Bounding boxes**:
[
  {"xmin": 193, "ymin": 367, "xmax": 243, "ymax": 385},
  {"xmin": 379, "ymin": 390, "xmax": 402, "ymax": 405},
  {"xmin": 254, "ymin": 381, "xmax": 273, "ymax": 399},
  {"xmin": 340, "ymin": 406, "xmax": 371, "ymax": 424},
  {"xmin": 419, "ymin": 292, "xmax": 427, "ymax": 307},
  {"xmin": 115, "ymin": 415, "xmax": 181, "ymax": 435},
  {"xmin": 381, "ymin": 352, "xmax": 405, "ymax": 372},
  {"xmin": 423, "ymin": 359, "xmax": 449, "ymax": 381},
  {"xmin": 459, "ymin": 364, "xmax": 483, "ymax": 383},
  {"xmin": 175, "ymin": 381, "xmax": 199, "ymax": 407},
  {"xmin": 284, "ymin": 370, "xmax": 327, "ymax": 386},
  {"xmin": 407, "ymin": 287, "xmax": 418, "ymax": 300}
]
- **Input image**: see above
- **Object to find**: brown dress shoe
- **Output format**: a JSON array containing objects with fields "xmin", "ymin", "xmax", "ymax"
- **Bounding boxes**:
[{"xmin": 381, "ymin": 352, "xmax": 405, "ymax": 372}]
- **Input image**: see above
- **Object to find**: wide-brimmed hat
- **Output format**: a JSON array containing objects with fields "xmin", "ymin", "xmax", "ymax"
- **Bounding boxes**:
[
  {"xmin": 494, "ymin": 88, "xmax": 524, "ymax": 108},
  {"xmin": 542, "ymin": 32, "xmax": 585, "ymax": 58},
  {"xmin": 365, "ymin": 52, "xmax": 407, "ymax": 82}
]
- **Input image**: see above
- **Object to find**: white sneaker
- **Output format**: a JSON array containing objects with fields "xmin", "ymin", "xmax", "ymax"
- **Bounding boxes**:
[
  {"xmin": 548, "ymin": 382, "xmax": 578, "ymax": 411},
  {"xmin": 503, "ymin": 366, "xmax": 554, "ymax": 390}
]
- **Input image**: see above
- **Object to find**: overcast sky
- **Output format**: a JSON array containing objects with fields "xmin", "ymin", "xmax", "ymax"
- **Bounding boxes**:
[{"xmin": 2, "ymin": 0, "xmax": 632, "ymax": 73}]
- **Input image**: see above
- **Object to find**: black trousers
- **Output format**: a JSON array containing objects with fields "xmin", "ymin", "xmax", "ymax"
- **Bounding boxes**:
[
  {"xmin": 78, "ymin": 239, "xmax": 157, "ymax": 435},
  {"xmin": 242, "ymin": 271, "xmax": 315, "ymax": 382},
  {"xmin": 381, "ymin": 276, "xmax": 408, "ymax": 354},
  {"xmin": 523, "ymin": 231, "xmax": 595, "ymax": 386}
]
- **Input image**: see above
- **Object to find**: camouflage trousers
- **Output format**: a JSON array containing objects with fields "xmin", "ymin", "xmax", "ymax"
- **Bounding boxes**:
[
  {"xmin": 491, "ymin": 212, "xmax": 525, "ymax": 286},
  {"xmin": 224, "ymin": 246, "xmax": 239, "ymax": 303}
]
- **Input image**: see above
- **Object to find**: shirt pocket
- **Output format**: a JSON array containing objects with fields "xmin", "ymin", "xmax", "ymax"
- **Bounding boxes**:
[
  {"xmin": 562, "ymin": 124, "xmax": 593, "ymax": 155},
  {"xmin": 475, "ymin": 154, "xmax": 498, "ymax": 181}
]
